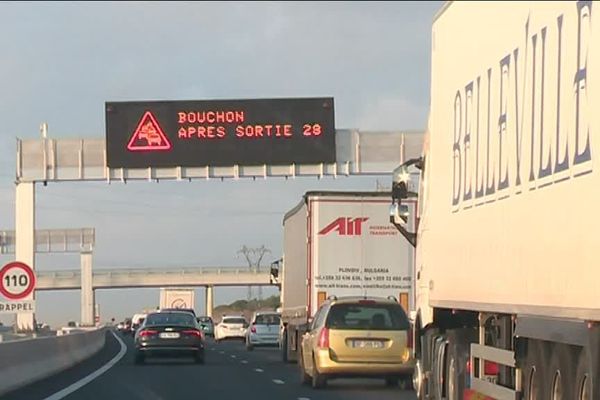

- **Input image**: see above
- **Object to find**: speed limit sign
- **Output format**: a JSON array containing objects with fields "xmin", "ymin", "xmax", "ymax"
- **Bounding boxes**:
[{"xmin": 0, "ymin": 262, "xmax": 36, "ymax": 300}]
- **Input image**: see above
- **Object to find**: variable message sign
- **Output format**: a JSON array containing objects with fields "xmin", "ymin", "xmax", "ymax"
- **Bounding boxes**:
[{"xmin": 106, "ymin": 97, "xmax": 336, "ymax": 168}]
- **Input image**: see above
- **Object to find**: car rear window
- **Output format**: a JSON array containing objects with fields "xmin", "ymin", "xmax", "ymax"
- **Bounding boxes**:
[
  {"xmin": 223, "ymin": 318, "xmax": 246, "ymax": 324},
  {"xmin": 325, "ymin": 303, "xmax": 409, "ymax": 331},
  {"xmin": 145, "ymin": 313, "xmax": 196, "ymax": 327},
  {"xmin": 198, "ymin": 317, "xmax": 213, "ymax": 323},
  {"xmin": 255, "ymin": 314, "xmax": 280, "ymax": 325}
]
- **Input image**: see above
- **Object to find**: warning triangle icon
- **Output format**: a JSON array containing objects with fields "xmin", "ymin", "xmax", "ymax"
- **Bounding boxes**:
[{"xmin": 127, "ymin": 111, "xmax": 172, "ymax": 151}]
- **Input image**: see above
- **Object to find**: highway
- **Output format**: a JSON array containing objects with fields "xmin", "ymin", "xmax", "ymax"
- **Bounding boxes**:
[{"xmin": 4, "ymin": 330, "xmax": 416, "ymax": 400}]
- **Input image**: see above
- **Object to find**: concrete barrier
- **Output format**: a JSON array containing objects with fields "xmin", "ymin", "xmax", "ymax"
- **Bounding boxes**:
[{"xmin": 0, "ymin": 327, "xmax": 107, "ymax": 396}]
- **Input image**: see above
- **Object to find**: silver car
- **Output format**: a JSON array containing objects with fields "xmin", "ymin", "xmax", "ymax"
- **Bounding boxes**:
[{"xmin": 246, "ymin": 312, "xmax": 281, "ymax": 350}]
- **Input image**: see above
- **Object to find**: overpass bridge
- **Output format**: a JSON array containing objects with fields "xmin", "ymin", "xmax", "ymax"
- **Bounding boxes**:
[
  {"xmin": 36, "ymin": 267, "xmax": 276, "ymax": 320},
  {"xmin": 36, "ymin": 267, "xmax": 273, "ymax": 290}
]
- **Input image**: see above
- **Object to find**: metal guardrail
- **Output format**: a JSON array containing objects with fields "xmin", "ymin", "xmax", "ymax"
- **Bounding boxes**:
[{"xmin": 16, "ymin": 130, "xmax": 424, "ymax": 182}]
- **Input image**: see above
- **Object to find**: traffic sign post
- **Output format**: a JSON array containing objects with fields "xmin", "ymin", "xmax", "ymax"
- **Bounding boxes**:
[{"xmin": 0, "ymin": 262, "xmax": 36, "ymax": 314}]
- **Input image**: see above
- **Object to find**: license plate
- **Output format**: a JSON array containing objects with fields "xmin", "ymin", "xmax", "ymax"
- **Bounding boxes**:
[
  {"xmin": 352, "ymin": 340, "xmax": 384, "ymax": 349},
  {"xmin": 159, "ymin": 332, "xmax": 180, "ymax": 339}
]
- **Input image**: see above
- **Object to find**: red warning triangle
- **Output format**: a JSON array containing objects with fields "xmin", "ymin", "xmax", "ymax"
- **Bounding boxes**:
[{"xmin": 127, "ymin": 111, "xmax": 172, "ymax": 151}]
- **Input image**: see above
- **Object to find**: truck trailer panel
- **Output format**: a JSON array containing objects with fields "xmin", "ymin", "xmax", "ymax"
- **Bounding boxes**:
[{"xmin": 425, "ymin": 0, "xmax": 599, "ymax": 320}]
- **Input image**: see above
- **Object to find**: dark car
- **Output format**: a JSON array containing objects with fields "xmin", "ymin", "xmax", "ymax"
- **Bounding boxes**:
[
  {"xmin": 159, "ymin": 308, "xmax": 196, "ymax": 318},
  {"xmin": 121, "ymin": 318, "xmax": 132, "ymax": 333},
  {"xmin": 134, "ymin": 311, "xmax": 205, "ymax": 365}
]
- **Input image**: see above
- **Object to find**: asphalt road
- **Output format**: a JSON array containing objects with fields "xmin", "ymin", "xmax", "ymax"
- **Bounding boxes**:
[{"xmin": 4, "ymin": 330, "xmax": 417, "ymax": 400}]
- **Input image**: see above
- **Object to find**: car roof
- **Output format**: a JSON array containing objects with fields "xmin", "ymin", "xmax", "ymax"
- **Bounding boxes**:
[
  {"xmin": 254, "ymin": 311, "xmax": 281, "ymax": 317},
  {"xmin": 324, "ymin": 296, "xmax": 401, "ymax": 306},
  {"xmin": 147, "ymin": 310, "xmax": 196, "ymax": 317},
  {"xmin": 159, "ymin": 308, "xmax": 196, "ymax": 314}
]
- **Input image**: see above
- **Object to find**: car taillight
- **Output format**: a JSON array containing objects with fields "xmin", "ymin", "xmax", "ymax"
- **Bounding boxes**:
[
  {"xmin": 139, "ymin": 330, "xmax": 158, "ymax": 338},
  {"xmin": 465, "ymin": 359, "xmax": 499, "ymax": 376},
  {"xmin": 318, "ymin": 327, "xmax": 329, "ymax": 349},
  {"xmin": 484, "ymin": 361, "xmax": 499, "ymax": 375},
  {"xmin": 250, "ymin": 325, "xmax": 257, "ymax": 333},
  {"xmin": 183, "ymin": 329, "xmax": 203, "ymax": 338}
]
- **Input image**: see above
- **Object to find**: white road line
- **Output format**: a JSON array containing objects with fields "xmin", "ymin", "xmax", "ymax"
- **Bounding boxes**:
[
  {"xmin": 230, "ymin": 355, "xmax": 237, "ymax": 359},
  {"xmin": 219, "ymin": 351, "xmax": 225, "ymax": 354},
  {"xmin": 272, "ymin": 379, "xmax": 285, "ymax": 385},
  {"xmin": 298, "ymin": 398, "xmax": 311, "ymax": 400},
  {"xmin": 42, "ymin": 330, "xmax": 127, "ymax": 400},
  {"xmin": 254, "ymin": 368, "xmax": 264, "ymax": 372},
  {"xmin": 240, "ymin": 360, "xmax": 248, "ymax": 364}
]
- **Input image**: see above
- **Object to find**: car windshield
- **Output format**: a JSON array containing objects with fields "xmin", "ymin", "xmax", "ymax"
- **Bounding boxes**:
[
  {"xmin": 325, "ymin": 303, "xmax": 409, "ymax": 331},
  {"xmin": 198, "ymin": 317, "xmax": 213, "ymax": 324},
  {"xmin": 145, "ymin": 313, "xmax": 196, "ymax": 327},
  {"xmin": 255, "ymin": 314, "xmax": 280, "ymax": 325},
  {"xmin": 223, "ymin": 318, "xmax": 246, "ymax": 325}
]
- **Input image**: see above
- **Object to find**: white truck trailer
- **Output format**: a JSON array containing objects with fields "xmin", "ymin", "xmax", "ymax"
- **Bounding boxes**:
[
  {"xmin": 159, "ymin": 288, "xmax": 195, "ymax": 310},
  {"xmin": 279, "ymin": 191, "xmax": 416, "ymax": 362},
  {"xmin": 390, "ymin": 1, "xmax": 598, "ymax": 399}
]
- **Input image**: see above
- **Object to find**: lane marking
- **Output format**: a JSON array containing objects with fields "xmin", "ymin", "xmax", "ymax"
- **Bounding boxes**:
[
  {"xmin": 272, "ymin": 379, "xmax": 285, "ymax": 385},
  {"xmin": 230, "ymin": 355, "xmax": 237, "ymax": 359},
  {"xmin": 240, "ymin": 360, "xmax": 248, "ymax": 364},
  {"xmin": 219, "ymin": 351, "xmax": 225, "ymax": 354},
  {"xmin": 254, "ymin": 368, "xmax": 264, "ymax": 372},
  {"xmin": 298, "ymin": 398, "xmax": 311, "ymax": 400},
  {"xmin": 43, "ymin": 330, "xmax": 127, "ymax": 400}
]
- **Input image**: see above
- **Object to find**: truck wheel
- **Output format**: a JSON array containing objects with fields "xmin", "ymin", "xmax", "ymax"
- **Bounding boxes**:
[
  {"xmin": 298, "ymin": 350, "xmax": 311, "ymax": 385},
  {"xmin": 522, "ymin": 339, "xmax": 548, "ymax": 400},
  {"xmin": 432, "ymin": 334, "xmax": 448, "ymax": 400},
  {"xmin": 385, "ymin": 377, "xmax": 399, "ymax": 387},
  {"xmin": 281, "ymin": 329, "xmax": 289, "ymax": 362},
  {"xmin": 547, "ymin": 344, "xmax": 576, "ymax": 400},
  {"xmin": 285, "ymin": 328, "xmax": 297, "ymax": 363},
  {"xmin": 415, "ymin": 328, "xmax": 439, "ymax": 400},
  {"xmin": 445, "ymin": 329, "xmax": 477, "ymax": 400},
  {"xmin": 311, "ymin": 355, "xmax": 327, "ymax": 389},
  {"xmin": 574, "ymin": 348, "xmax": 592, "ymax": 400}
]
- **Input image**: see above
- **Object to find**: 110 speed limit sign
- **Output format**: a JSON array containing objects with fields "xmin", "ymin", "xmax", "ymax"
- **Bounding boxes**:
[
  {"xmin": 0, "ymin": 262, "xmax": 36, "ymax": 314},
  {"xmin": 0, "ymin": 262, "xmax": 35, "ymax": 299}
]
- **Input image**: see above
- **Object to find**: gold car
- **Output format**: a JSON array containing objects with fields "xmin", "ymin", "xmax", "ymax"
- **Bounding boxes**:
[{"xmin": 299, "ymin": 296, "xmax": 414, "ymax": 388}]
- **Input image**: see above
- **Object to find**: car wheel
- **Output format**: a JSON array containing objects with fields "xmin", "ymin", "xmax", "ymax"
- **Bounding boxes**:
[
  {"xmin": 195, "ymin": 350, "xmax": 205, "ymax": 365},
  {"xmin": 299, "ymin": 350, "xmax": 311, "ymax": 385},
  {"xmin": 385, "ymin": 377, "xmax": 400, "ymax": 387},
  {"xmin": 134, "ymin": 351, "xmax": 145, "ymax": 365},
  {"xmin": 311, "ymin": 355, "xmax": 327, "ymax": 389}
]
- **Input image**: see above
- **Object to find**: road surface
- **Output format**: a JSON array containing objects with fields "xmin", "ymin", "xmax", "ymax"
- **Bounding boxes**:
[{"xmin": 4, "ymin": 330, "xmax": 417, "ymax": 400}]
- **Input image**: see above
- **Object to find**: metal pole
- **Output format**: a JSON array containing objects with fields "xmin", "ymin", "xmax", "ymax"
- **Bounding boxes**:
[
  {"xmin": 15, "ymin": 182, "xmax": 35, "ymax": 332},
  {"xmin": 80, "ymin": 251, "xmax": 94, "ymax": 326},
  {"xmin": 205, "ymin": 286, "xmax": 214, "ymax": 318}
]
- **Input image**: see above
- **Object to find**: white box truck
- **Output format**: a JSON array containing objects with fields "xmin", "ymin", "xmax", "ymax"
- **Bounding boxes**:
[
  {"xmin": 279, "ymin": 191, "xmax": 416, "ymax": 362},
  {"xmin": 159, "ymin": 288, "xmax": 195, "ymax": 310},
  {"xmin": 390, "ymin": 1, "xmax": 598, "ymax": 399}
]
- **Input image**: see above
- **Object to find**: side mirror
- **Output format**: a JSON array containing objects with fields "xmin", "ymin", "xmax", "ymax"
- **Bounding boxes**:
[
  {"xmin": 390, "ymin": 203, "xmax": 410, "ymax": 225},
  {"xmin": 391, "ymin": 165, "xmax": 411, "ymax": 201},
  {"xmin": 409, "ymin": 311, "xmax": 417, "ymax": 323}
]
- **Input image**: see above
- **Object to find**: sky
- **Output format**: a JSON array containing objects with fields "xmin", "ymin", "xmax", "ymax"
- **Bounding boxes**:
[{"xmin": 0, "ymin": 1, "xmax": 440, "ymax": 327}]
